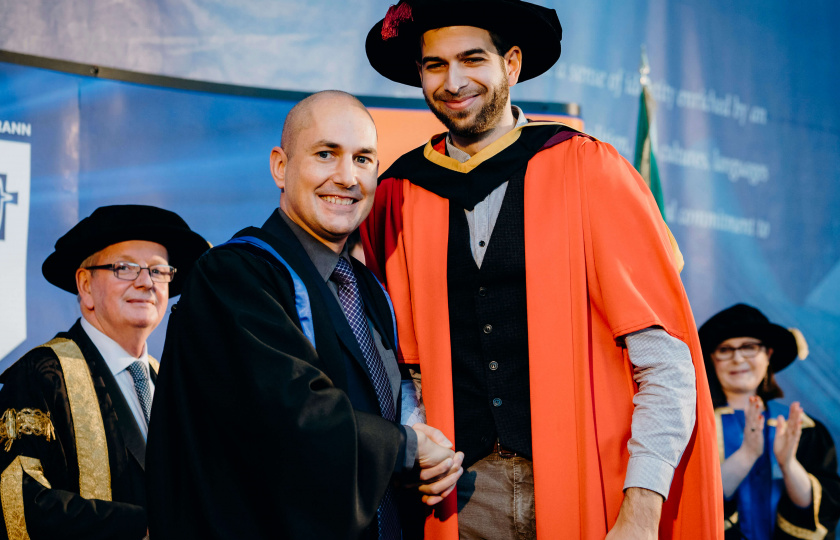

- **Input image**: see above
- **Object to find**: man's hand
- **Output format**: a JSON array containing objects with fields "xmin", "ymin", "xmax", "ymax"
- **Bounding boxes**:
[
  {"xmin": 605, "ymin": 487, "xmax": 663, "ymax": 540},
  {"xmin": 412, "ymin": 423, "xmax": 464, "ymax": 506}
]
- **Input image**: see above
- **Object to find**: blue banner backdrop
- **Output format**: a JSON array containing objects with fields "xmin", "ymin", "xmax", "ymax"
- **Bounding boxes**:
[{"xmin": 0, "ymin": 59, "xmax": 293, "ymax": 370}]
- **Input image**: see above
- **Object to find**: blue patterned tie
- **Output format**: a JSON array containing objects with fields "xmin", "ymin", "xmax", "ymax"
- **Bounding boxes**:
[
  {"xmin": 127, "ymin": 361, "xmax": 152, "ymax": 425},
  {"xmin": 331, "ymin": 257, "xmax": 400, "ymax": 540}
]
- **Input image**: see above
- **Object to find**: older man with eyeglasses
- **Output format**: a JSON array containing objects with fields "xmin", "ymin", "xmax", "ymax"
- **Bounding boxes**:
[{"xmin": 0, "ymin": 204, "xmax": 208, "ymax": 540}]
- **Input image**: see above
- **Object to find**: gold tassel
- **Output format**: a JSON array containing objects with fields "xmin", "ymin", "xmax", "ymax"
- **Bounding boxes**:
[{"xmin": 789, "ymin": 327, "xmax": 809, "ymax": 360}]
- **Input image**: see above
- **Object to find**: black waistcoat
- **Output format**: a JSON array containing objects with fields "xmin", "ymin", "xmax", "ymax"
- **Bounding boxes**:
[{"xmin": 447, "ymin": 167, "xmax": 532, "ymax": 467}]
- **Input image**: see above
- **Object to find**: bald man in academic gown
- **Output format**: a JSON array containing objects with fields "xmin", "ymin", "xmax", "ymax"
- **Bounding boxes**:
[{"xmin": 146, "ymin": 91, "xmax": 462, "ymax": 540}]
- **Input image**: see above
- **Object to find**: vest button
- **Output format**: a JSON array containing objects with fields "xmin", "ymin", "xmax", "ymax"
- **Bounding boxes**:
[
  {"xmin": 478, "ymin": 287, "xmax": 487, "ymax": 297},
  {"xmin": 483, "ymin": 324, "xmax": 493, "ymax": 334},
  {"xmin": 492, "ymin": 398, "xmax": 502, "ymax": 407},
  {"xmin": 489, "ymin": 361, "xmax": 499, "ymax": 370}
]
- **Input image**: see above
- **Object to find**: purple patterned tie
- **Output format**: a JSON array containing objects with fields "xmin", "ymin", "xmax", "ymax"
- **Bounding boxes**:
[
  {"xmin": 331, "ymin": 257, "xmax": 396, "ymax": 421},
  {"xmin": 331, "ymin": 257, "xmax": 399, "ymax": 540}
]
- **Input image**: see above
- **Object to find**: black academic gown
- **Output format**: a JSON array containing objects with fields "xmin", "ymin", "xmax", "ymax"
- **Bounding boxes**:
[
  {"xmin": 146, "ymin": 210, "xmax": 407, "ymax": 540},
  {"xmin": 0, "ymin": 320, "xmax": 149, "ymax": 540}
]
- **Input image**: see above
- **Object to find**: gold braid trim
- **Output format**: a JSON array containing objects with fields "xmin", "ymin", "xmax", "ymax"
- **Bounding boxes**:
[
  {"xmin": 422, "ymin": 125, "xmax": 523, "ymax": 173},
  {"xmin": 0, "ymin": 409, "xmax": 55, "ymax": 452},
  {"xmin": 1, "ymin": 456, "xmax": 50, "ymax": 540},
  {"xmin": 148, "ymin": 356, "xmax": 160, "ymax": 376},
  {"xmin": 39, "ymin": 338, "xmax": 111, "ymax": 501},
  {"xmin": 724, "ymin": 511, "xmax": 739, "ymax": 530},
  {"xmin": 714, "ymin": 407, "xmax": 734, "ymax": 463},
  {"xmin": 420, "ymin": 122, "xmax": 567, "ymax": 174},
  {"xmin": 776, "ymin": 473, "xmax": 828, "ymax": 539},
  {"xmin": 767, "ymin": 414, "xmax": 815, "ymax": 429}
]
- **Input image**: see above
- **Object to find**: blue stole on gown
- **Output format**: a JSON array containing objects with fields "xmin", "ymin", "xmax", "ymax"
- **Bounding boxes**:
[{"xmin": 721, "ymin": 400, "xmax": 788, "ymax": 539}]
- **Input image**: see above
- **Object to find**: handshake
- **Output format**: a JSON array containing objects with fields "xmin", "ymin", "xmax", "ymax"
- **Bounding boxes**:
[{"xmin": 411, "ymin": 423, "xmax": 465, "ymax": 505}]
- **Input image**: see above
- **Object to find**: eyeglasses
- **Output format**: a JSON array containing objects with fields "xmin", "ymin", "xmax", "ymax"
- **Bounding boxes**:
[
  {"xmin": 712, "ymin": 342, "xmax": 765, "ymax": 360},
  {"xmin": 85, "ymin": 262, "xmax": 177, "ymax": 283}
]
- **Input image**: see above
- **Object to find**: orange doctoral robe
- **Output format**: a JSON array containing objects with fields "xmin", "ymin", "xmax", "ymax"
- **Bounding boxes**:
[{"xmin": 361, "ymin": 123, "xmax": 723, "ymax": 539}]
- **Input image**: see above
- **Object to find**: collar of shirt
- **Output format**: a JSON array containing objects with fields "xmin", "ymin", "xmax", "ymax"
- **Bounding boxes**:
[
  {"xmin": 79, "ymin": 317, "xmax": 150, "ymax": 376},
  {"xmin": 445, "ymin": 105, "xmax": 528, "ymax": 163},
  {"xmin": 278, "ymin": 208, "xmax": 352, "ymax": 282},
  {"xmin": 79, "ymin": 317, "xmax": 153, "ymax": 439}
]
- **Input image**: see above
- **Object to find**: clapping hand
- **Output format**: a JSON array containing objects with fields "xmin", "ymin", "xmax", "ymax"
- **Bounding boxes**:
[
  {"xmin": 773, "ymin": 402, "xmax": 813, "ymax": 507},
  {"xmin": 741, "ymin": 395, "xmax": 766, "ymax": 460},
  {"xmin": 774, "ymin": 402, "xmax": 804, "ymax": 471}
]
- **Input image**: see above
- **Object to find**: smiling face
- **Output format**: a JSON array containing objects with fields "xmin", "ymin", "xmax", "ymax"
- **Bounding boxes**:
[
  {"xmin": 272, "ymin": 94, "xmax": 378, "ymax": 253},
  {"xmin": 418, "ymin": 26, "xmax": 520, "ymax": 144},
  {"xmin": 77, "ymin": 240, "xmax": 169, "ymax": 352},
  {"xmin": 712, "ymin": 336, "xmax": 773, "ymax": 399}
]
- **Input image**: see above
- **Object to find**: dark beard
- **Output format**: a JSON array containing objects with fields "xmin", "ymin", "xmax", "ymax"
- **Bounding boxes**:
[{"xmin": 425, "ymin": 77, "xmax": 510, "ymax": 139}]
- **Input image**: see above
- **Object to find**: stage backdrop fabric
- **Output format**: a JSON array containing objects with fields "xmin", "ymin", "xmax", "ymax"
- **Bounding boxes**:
[{"xmin": 0, "ymin": 56, "xmax": 580, "ymax": 368}]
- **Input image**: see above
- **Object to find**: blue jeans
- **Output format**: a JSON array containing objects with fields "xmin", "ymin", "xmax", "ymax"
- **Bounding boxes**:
[{"xmin": 456, "ymin": 453, "xmax": 536, "ymax": 540}]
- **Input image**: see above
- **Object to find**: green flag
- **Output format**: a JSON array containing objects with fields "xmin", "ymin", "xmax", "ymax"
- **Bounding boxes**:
[{"xmin": 634, "ymin": 82, "xmax": 667, "ymax": 222}]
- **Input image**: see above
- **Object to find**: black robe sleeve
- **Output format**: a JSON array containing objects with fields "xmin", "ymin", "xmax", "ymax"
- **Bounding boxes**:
[
  {"xmin": 146, "ymin": 245, "xmax": 404, "ymax": 540},
  {"xmin": 0, "ymin": 347, "xmax": 146, "ymax": 540},
  {"xmin": 774, "ymin": 417, "xmax": 840, "ymax": 539}
]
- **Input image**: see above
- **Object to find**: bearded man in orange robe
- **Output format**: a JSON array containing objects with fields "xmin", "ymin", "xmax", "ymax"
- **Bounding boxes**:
[{"xmin": 361, "ymin": 1, "xmax": 723, "ymax": 538}]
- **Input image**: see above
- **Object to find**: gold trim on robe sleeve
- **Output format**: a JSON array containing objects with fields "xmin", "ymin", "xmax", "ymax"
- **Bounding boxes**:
[
  {"xmin": 0, "ymin": 409, "xmax": 55, "ymax": 452},
  {"xmin": 766, "ymin": 412, "xmax": 815, "ymax": 429},
  {"xmin": 714, "ymin": 407, "xmax": 733, "ymax": 463},
  {"xmin": 724, "ymin": 511, "xmax": 739, "ymax": 530},
  {"xmin": 776, "ymin": 473, "xmax": 828, "ymax": 539},
  {"xmin": 39, "ymin": 338, "xmax": 111, "ymax": 501},
  {"xmin": 1, "ymin": 456, "xmax": 51, "ymax": 540}
]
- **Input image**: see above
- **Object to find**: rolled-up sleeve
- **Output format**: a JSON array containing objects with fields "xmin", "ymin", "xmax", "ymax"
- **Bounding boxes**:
[{"xmin": 623, "ymin": 327, "xmax": 696, "ymax": 499}]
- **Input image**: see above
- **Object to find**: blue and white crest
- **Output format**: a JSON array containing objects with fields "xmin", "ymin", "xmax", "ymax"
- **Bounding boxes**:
[
  {"xmin": 0, "ymin": 140, "xmax": 31, "ymax": 362},
  {"xmin": 0, "ymin": 173, "xmax": 19, "ymax": 240}
]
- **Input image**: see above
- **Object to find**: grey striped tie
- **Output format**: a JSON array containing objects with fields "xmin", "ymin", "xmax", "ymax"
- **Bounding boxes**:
[{"xmin": 127, "ymin": 361, "xmax": 152, "ymax": 425}]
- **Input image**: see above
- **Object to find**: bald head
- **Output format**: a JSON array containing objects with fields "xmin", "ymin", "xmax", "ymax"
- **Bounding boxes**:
[
  {"xmin": 281, "ymin": 90, "xmax": 375, "ymax": 157},
  {"xmin": 269, "ymin": 89, "xmax": 379, "ymax": 253}
]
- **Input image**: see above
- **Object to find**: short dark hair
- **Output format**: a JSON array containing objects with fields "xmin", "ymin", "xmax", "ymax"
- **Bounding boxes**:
[{"xmin": 488, "ymin": 30, "xmax": 513, "ymax": 57}]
